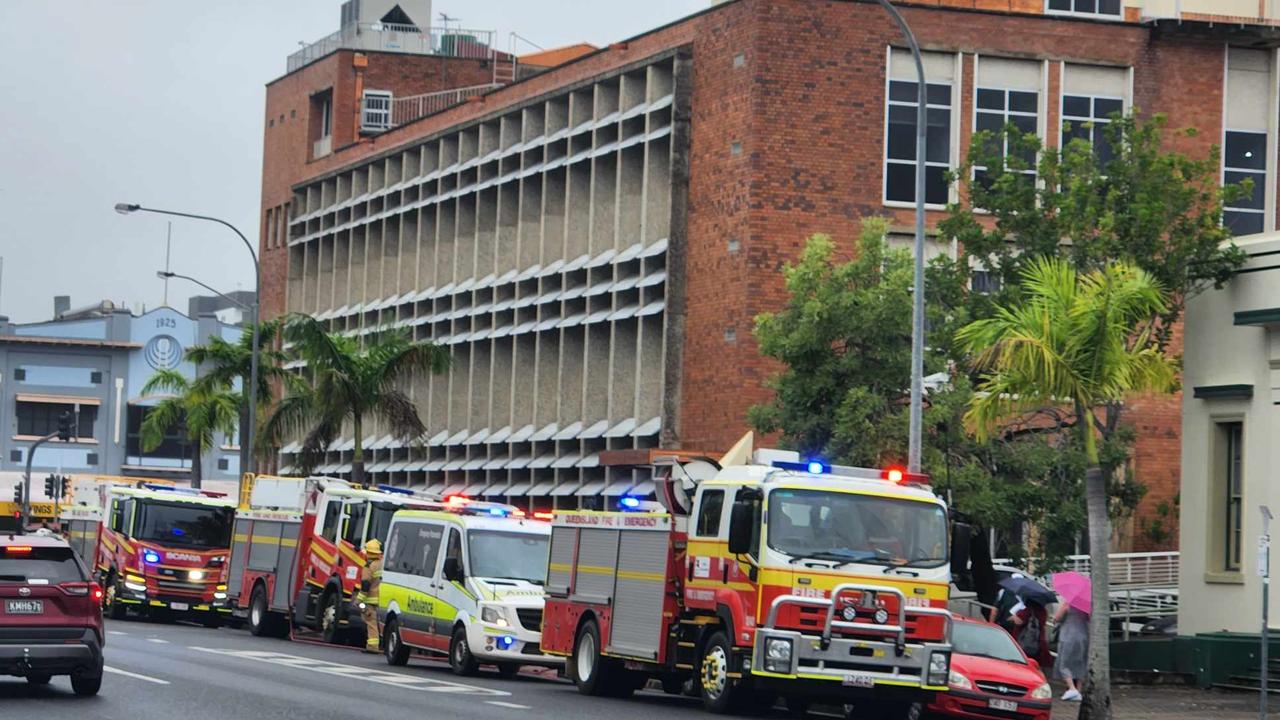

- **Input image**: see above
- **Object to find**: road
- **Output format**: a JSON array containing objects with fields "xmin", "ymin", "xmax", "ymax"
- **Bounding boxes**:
[{"xmin": 0, "ymin": 618, "xmax": 716, "ymax": 720}]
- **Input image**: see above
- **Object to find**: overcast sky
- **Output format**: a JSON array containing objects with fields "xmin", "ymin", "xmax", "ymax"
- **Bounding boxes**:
[{"xmin": 0, "ymin": 0, "xmax": 705, "ymax": 324}]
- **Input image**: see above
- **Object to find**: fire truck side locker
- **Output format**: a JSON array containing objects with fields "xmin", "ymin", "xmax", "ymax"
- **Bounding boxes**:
[{"xmin": 226, "ymin": 513, "xmax": 303, "ymax": 617}]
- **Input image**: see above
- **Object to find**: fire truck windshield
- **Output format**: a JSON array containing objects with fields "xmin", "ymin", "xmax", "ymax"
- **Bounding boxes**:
[
  {"xmin": 135, "ymin": 501, "xmax": 233, "ymax": 549},
  {"xmin": 467, "ymin": 531, "xmax": 550, "ymax": 584},
  {"xmin": 766, "ymin": 489, "xmax": 947, "ymax": 568}
]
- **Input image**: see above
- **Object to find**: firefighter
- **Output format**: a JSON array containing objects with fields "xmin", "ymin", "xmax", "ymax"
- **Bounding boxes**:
[{"xmin": 357, "ymin": 539, "xmax": 383, "ymax": 654}]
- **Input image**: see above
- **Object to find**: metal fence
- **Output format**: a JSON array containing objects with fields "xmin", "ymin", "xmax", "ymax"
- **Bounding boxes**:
[
  {"xmin": 288, "ymin": 24, "xmax": 498, "ymax": 73},
  {"xmin": 994, "ymin": 551, "xmax": 1179, "ymax": 588},
  {"xmin": 387, "ymin": 84, "xmax": 502, "ymax": 128}
]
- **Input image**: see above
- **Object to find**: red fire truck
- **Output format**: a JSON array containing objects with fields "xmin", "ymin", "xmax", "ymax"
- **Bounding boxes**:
[
  {"xmin": 83, "ymin": 482, "xmax": 236, "ymax": 627},
  {"xmin": 541, "ymin": 434, "xmax": 959, "ymax": 720},
  {"xmin": 226, "ymin": 474, "xmax": 442, "ymax": 642}
]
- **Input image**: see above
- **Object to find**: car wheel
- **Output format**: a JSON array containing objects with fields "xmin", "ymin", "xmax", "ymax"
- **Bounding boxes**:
[
  {"xmin": 449, "ymin": 625, "xmax": 480, "ymax": 676},
  {"xmin": 699, "ymin": 630, "xmax": 745, "ymax": 714},
  {"xmin": 384, "ymin": 617, "xmax": 410, "ymax": 666},
  {"xmin": 320, "ymin": 590, "xmax": 342, "ymax": 644},
  {"xmin": 26, "ymin": 674, "xmax": 52, "ymax": 685},
  {"xmin": 71, "ymin": 672, "xmax": 102, "ymax": 697}
]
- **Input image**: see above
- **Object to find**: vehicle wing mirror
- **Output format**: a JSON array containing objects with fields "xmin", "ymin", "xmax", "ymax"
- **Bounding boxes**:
[
  {"xmin": 727, "ymin": 499, "xmax": 755, "ymax": 555},
  {"xmin": 443, "ymin": 557, "xmax": 464, "ymax": 583},
  {"xmin": 950, "ymin": 521, "xmax": 972, "ymax": 578},
  {"xmin": 1028, "ymin": 657, "xmax": 1041, "ymax": 672}
]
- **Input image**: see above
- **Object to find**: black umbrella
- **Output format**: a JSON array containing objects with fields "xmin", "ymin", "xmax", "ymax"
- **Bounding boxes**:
[{"xmin": 998, "ymin": 575, "xmax": 1057, "ymax": 606}]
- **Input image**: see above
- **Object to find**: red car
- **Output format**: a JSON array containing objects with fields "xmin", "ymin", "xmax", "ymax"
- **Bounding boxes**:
[
  {"xmin": 0, "ymin": 533, "xmax": 105, "ymax": 696},
  {"xmin": 928, "ymin": 615, "xmax": 1052, "ymax": 720}
]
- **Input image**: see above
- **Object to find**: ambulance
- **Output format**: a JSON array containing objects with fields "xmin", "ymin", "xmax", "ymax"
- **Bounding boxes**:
[{"xmin": 378, "ymin": 501, "xmax": 563, "ymax": 676}]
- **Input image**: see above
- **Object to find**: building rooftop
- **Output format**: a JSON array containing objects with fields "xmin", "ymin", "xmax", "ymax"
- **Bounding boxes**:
[{"xmin": 519, "ymin": 43, "xmax": 599, "ymax": 69}]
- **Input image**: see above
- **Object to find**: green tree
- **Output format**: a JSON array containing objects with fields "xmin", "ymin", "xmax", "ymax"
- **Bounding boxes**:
[
  {"xmin": 138, "ymin": 369, "xmax": 242, "ymax": 489},
  {"xmin": 959, "ymin": 258, "xmax": 1178, "ymax": 720},
  {"xmin": 264, "ymin": 314, "xmax": 452, "ymax": 487}
]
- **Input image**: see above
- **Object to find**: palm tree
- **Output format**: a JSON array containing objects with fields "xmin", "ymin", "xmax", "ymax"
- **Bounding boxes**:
[
  {"xmin": 139, "ymin": 369, "xmax": 242, "ymax": 489},
  {"xmin": 263, "ymin": 313, "xmax": 451, "ymax": 487},
  {"xmin": 958, "ymin": 257, "xmax": 1178, "ymax": 720},
  {"xmin": 184, "ymin": 319, "xmax": 288, "ymax": 463}
]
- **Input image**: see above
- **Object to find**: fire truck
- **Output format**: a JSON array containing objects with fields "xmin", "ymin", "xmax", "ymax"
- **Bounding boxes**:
[
  {"xmin": 226, "ymin": 474, "xmax": 442, "ymax": 642},
  {"xmin": 540, "ymin": 434, "xmax": 959, "ymax": 719},
  {"xmin": 78, "ymin": 480, "xmax": 237, "ymax": 627}
]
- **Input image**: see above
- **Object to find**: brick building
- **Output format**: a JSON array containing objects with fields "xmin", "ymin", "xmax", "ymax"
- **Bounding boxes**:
[{"xmin": 259, "ymin": 0, "xmax": 1280, "ymax": 544}]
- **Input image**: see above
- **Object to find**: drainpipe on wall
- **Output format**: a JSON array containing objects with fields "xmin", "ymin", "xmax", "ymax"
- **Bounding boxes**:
[{"xmin": 353, "ymin": 53, "xmax": 368, "ymax": 144}]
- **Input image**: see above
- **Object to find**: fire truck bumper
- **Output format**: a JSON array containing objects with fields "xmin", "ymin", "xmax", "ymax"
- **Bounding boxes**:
[
  {"xmin": 750, "ymin": 628, "xmax": 952, "ymax": 695},
  {"xmin": 467, "ymin": 622, "xmax": 564, "ymax": 667}
]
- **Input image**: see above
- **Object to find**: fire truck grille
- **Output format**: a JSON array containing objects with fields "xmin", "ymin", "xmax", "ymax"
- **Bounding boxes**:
[
  {"xmin": 516, "ymin": 608, "xmax": 543, "ymax": 631},
  {"xmin": 156, "ymin": 579, "xmax": 207, "ymax": 594},
  {"xmin": 520, "ymin": 642, "xmax": 543, "ymax": 655},
  {"xmin": 975, "ymin": 681, "xmax": 1028, "ymax": 697}
]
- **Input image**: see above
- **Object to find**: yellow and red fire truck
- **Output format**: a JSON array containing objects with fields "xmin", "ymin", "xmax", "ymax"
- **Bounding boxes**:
[
  {"xmin": 226, "ymin": 474, "xmax": 443, "ymax": 642},
  {"xmin": 71, "ymin": 480, "xmax": 237, "ymax": 627},
  {"xmin": 540, "ymin": 434, "xmax": 957, "ymax": 720}
]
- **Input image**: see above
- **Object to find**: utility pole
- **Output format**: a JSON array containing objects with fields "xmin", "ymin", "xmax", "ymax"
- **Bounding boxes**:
[{"xmin": 1261, "ymin": 504, "xmax": 1273, "ymax": 720}]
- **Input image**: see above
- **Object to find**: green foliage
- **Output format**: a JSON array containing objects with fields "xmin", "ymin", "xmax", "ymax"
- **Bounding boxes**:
[
  {"xmin": 263, "ymin": 314, "xmax": 452, "ymax": 484},
  {"xmin": 138, "ymin": 368, "xmax": 241, "ymax": 484}
]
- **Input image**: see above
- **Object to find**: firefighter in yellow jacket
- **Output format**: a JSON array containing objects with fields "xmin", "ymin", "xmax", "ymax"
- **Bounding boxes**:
[{"xmin": 357, "ymin": 539, "xmax": 383, "ymax": 654}]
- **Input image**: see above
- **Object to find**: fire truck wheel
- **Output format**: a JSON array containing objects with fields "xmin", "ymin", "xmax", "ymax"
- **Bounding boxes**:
[
  {"xmin": 496, "ymin": 663, "xmax": 520, "ymax": 679},
  {"xmin": 784, "ymin": 695, "xmax": 811, "ymax": 717},
  {"xmin": 699, "ymin": 630, "xmax": 744, "ymax": 714},
  {"xmin": 449, "ymin": 625, "xmax": 480, "ymax": 676},
  {"xmin": 320, "ymin": 590, "xmax": 343, "ymax": 644},
  {"xmin": 249, "ymin": 584, "xmax": 271, "ymax": 637},
  {"xmin": 384, "ymin": 617, "xmax": 410, "ymax": 666},
  {"xmin": 571, "ymin": 618, "xmax": 612, "ymax": 696}
]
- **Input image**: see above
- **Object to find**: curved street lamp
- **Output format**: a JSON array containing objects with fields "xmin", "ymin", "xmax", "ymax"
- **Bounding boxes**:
[{"xmin": 118, "ymin": 203, "xmax": 262, "ymax": 481}]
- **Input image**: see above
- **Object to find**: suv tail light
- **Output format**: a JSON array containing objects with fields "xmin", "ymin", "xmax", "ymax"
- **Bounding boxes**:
[{"xmin": 60, "ymin": 582, "xmax": 102, "ymax": 599}]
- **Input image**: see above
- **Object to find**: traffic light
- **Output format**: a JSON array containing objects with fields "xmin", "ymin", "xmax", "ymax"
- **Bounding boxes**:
[
  {"xmin": 12, "ymin": 483, "xmax": 22, "ymax": 504},
  {"xmin": 44, "ymin": 475, "xmax": 63, "ymax": 499},
  {"xmin": 56, "ymin": 411, "xmax": 73, "ymax": 442}
]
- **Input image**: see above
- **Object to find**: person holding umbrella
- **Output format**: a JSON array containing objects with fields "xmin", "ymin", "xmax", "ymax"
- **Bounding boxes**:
[
  {"xmin": 1000, "ymin": 574, "xmax": 1055, "ymax": 667},
  {"xmin": 1052, "ymin": 571, "xmax": 1092, "ymax": 702}
]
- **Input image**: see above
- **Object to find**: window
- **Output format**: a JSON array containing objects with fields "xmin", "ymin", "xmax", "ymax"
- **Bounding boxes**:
[
  {"xmin": 320, "ymin": 500, "xmax": 342, "ymax": 542},
  {"xmin": 135, "ymin": 501, "xmax": 233, "ymax": 549},
  {"xmin": 1047, "ymin": 0, "xmax": 1121, "ymax": 16},
  {"xmin": 12, "ymin": 368, "xmax": 25, "ymax": 381},
  {"xmin": 217, "ymin": 458, "xmax": 229, "ymax": 471},
  {"xmin": 885, "ymin": 49, "xmax": 954, "ymax": 206},
  {"xmin": 1062, "ymin": 94, "xmax": 1123, "ymax": 164},
  {"xmin": 385, "ymin": 522, "xmax": 443, "ymax": 578},
  {"xmin": 695, "ymin": 490, "xmax": 725, "ymax": 537},
  {"xmin": 467, "ymin": 531, "xmax": 549, "ymax": 583},
  {"xmin": 445, "ymin": 527, "xmax": 464, "ymax": 574},
  {"xmin": 126, "ymin": 405, "xmax": 191, "ymax": 463},
  {"xmin": 1224, "ymin": 131, "xmax": 1267, "ymax": 236},
  {"xmin": 0, "ymin": 546, "xmax": 86, "ymax": 585},
  {"xmin": 343, "ymin": 501, "xmax": 367, "ymax": 546},
  {"xmin": 362, "ymin": 90, "xmax": 393, "ymax": 132},
  {"xmin": 17, "ymin": 401, "xmax": 97, "ymax": 438},
  {"xmin": 974, "ymin": 87, "xmax": 1038, "ymax": 187},
  {"xmin": 971, "ymin": 269, "xmax": 1003, "ymax": 294},
  {"xmin": 1221, "ymin": 422, "xmax": 1244, "ymax": 572},
  {"xmin": 320, "ymin": 96, "xmax": 332, "ymax": 138}
]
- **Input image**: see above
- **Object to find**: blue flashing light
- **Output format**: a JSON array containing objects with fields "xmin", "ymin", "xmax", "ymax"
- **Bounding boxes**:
[
  {"xmin": 143, "ymin": 550, "xmax": 161, "ymax": 564},
  {"xmin": 619, "ymin": 496, "xmax": 642, "ymax": 510},
  {"xmin": 497, "ymin": 635, "xmax": 515, "ymax": 650},
  {"xmin": 171, "ymin": 528, "xmax": 185, "ymax": 537},
  {"xmin": 807, "ymin": 461, "xmax": 826, "ymax": 474},
  {"xmin": 487, "ymin": 507, "xmax": 507, "ymax": 517},
  {"xmin": 773, "ymin": 460, "xmax": 830, "ymax": 474},
  {"xmin": 376, "ymin": 484, "xmax": 414, "ymax": 496}
]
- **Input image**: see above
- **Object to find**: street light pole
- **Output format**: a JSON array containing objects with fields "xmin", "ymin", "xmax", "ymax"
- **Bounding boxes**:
[
  {"xmin": 117, "ymin": 203, "xmax": 262, "ymax": 488},
  {"xmin": 1262, "ymin": 504, "xmax": 1273, "ymax": 720},
  {"xmin": 874, "ymin": 0, "xmax": 928, "ymax": 473},
  {"xmin": 156, "ymin": 271, "xmax": 253, "ymax": 312}
]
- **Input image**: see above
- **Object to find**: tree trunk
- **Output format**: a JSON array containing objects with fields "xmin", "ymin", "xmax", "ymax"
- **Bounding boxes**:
[
  {"xmin": 191, "ymin": 443, "xmax": 203, "ymax": 490},
  {"xmin": 237, "ymin": 403, "xmax": 250, "ymax": 479},
  {"xmin": 351, "ymin": 413, "xmax": 366, "ymax": 488},
  {"xmin": 1079, "ymin": 466, "xmax": 1111, "ymax": 720}
]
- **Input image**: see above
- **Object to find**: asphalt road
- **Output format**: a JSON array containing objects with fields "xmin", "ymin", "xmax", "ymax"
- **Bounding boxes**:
[{"xmin": 0, "ymin": 618, "xmax": 719, "ymax": 720}]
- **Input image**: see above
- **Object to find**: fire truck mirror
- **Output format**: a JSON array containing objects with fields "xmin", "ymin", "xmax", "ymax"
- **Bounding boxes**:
[
  {"xmin": 728, "ymin": 498, "xmax": 755, "ymax": 555},
  {"xmin": 950, "ymin": 521, "xmax": 972, "ymax": 579},
  {"xmin": 443, "ymin": 557, "xmax": 464, "ymax": 583}
]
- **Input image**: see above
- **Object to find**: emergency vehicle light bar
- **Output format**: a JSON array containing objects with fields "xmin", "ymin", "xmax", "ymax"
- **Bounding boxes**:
[
  {"xmin": 141, "ymin": 484, "xmax": 229, "ymax": 498},
  {"xmin": 376, "ymin": 484, "xmax": 414, "ymax": 496},
  {"xmin": 770, "ymin": 461, "xmax": 929, "ymax": 486}
]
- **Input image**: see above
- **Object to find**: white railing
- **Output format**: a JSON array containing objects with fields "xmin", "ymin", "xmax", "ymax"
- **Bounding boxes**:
[
  {"xmin": 388, "ymin": 84, "xmax": 501, "ymax": 128},
  {"xmin": 288, "ymin": 24, "xmax": 498, "ymax": 73},
  {"xmin": 994, "ymin": 551, "xmax": 1179, "ymax": 588}
]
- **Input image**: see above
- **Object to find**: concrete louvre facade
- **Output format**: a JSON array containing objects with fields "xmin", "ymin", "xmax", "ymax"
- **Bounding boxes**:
[{"xmin": 263, "ymin": 0, "xmax": 1280, "ymax": 527}]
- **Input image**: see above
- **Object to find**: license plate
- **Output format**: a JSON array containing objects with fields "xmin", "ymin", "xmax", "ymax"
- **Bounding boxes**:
[
  {"xmin": 842, "ymin": 673, "xmax": 875, "ymax": 688},
  {"xmin": 988, "ymin": 698, "xmax": 1018, "ymax": 712},
  {"xmin": 170, "ymin": 602, "xmax": 190, "ymax": 611},
  {"xmin": 5, "ymin": 599, "xmax": 43, "ymax": 614}
]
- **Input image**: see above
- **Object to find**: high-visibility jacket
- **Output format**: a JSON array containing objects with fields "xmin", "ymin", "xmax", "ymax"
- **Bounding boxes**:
[{"xmin": 358, "ymin": 558, "xmax": 383, "ymax": 605}]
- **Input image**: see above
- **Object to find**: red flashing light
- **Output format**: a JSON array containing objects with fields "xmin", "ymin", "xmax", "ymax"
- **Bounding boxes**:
[
  {"xmin": 445, "ymin": 494, "xmax": 470, "ymax": 508},
  {"xmin": 884, "ymin": 468, "xmax": 905, "ymax": 483},
  {"xmin": 4, "ymin": 546, "xmax": 33, "ymax": 555},
  {"xmin": 882, "ymin": 467, "xmax": 929, "ymax": 485},
  {"xmin": 533, "ymin": 511, "xmax": 554, "ymax": 521}
]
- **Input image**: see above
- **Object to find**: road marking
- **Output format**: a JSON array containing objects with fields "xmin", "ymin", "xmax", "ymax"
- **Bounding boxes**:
[
  {"xmin": 187, "ymin": 647, "xmax": 511, "ymax": 696},
  {"xmin": 107, "ymin": 630, "xmax": 126, "ymax": 636},
  {"xmin": 146, "ymin": 638, "xmax": 169, "ymax": 644},
  {"xmin": 486, "ymin": 701, "xmax": 532, "ymax": 709},
  {"xmin": 104, "ymin": 666, "xmax": 170, "ymax": 685}
]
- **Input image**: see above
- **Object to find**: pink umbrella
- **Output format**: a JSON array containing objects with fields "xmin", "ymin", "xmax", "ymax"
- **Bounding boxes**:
[{"xmin": 1053, "ymin": 571, "xmax": 1092, "ymax": 615}]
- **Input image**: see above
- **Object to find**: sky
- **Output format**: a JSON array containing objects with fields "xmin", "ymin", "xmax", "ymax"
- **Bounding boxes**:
[{"xmin": 0, "ymin": 0, "xmax": 706, "ymax": 324}]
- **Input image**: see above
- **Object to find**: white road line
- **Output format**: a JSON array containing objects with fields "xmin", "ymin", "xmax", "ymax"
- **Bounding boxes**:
[
  {"xmin": 187, "ymin": 647, "xmax": 511, "ymax": 697},
  {"xmin": 486, "ymin": 701, "xmax": 532, "ymax": 710},
  {"xmin": 146, "ymin": 638, "xmax": 169, "ymax": 644},
  {"xmin": 104, "ymin": 666, "xmax": 170, "ymax": 685},
  {"xmin": 107, "ymin": 630, "xmax": 126, "ymax": 636}
]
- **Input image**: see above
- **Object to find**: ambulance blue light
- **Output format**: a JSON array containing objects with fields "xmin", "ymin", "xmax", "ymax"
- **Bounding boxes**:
[
  {"xmin": 143, "ymin": 550, "xmax": 161, "ymax": 564},
  {"xmin": 487, "ymin": 507, "xmax": 507, "ymax": 517},
  {"xmin": 497, "ymin": 635, "xmax": 515, "ymax": 649},
  {"xmin": 807, "ymin": 461, "xmax": 826, "ymax": 474},
  {"xmin": 619, "ymin": 496, "xmax": 642, "ymax": 510}
]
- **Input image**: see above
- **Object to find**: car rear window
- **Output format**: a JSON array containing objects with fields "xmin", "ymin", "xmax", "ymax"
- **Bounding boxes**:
[{"xmin": 0, "ymin": 546, "xmax": 85, "ymax": 584}]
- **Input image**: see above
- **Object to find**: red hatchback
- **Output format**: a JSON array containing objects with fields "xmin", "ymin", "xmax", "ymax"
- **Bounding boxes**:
[
  {"xmin": 928, "ymin": 616, "xmax": 1052, "ymax": 720},
  {"xmin": 0, "ymin": 533, "xmax": 105, "ymax": 695}
]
